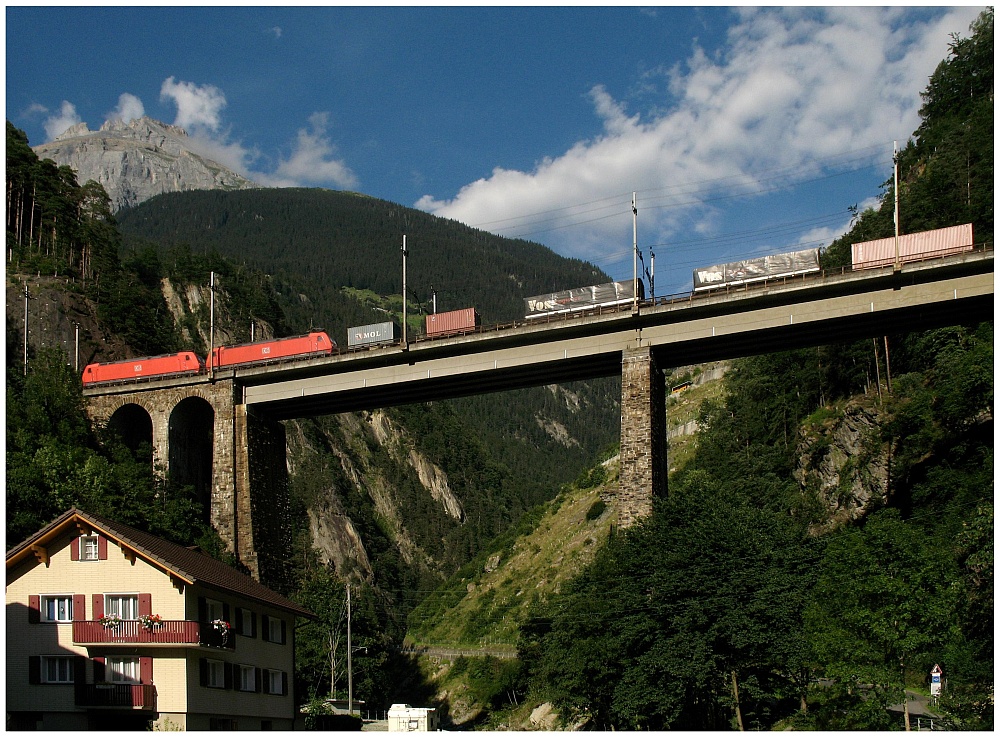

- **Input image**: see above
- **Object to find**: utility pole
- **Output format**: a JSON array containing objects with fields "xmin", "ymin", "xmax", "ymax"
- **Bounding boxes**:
[
  {"xmin": 23, "ymin": 283, "xmax": 30, "ymax": 375},
  {"xmin": 74, "ymin": 322, "xmax": 80, "ymax": 373},
  {"xmin": 347, "ymin": 584, "xmax": 353, "ymax": 716},
  {"xmin": 632, "ymin": 192, "xmax": 639, "ymax": 311},
  {"xmin": 401, "ymin": 236, "xmax": 408, "ymax": 349},
  {"xmin": 209, "ymin": 271, "xmax": 216, "ymax": 379},
  {"xmin": 649, "ymin": 248, "xmax": 655, "ymax": 303}
]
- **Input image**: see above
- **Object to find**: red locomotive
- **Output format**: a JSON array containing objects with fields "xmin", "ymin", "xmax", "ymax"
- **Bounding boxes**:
[
  {"xmin": 81, "ymin": 352, "xmax": 204, "ymax": 386},
  {"xmin": 82, "ymin": 332, "xmax": 337, "ymax": 386},
  {"xmin": 210, "ymin": 332, "xmax": 336, "ymax": 370}
]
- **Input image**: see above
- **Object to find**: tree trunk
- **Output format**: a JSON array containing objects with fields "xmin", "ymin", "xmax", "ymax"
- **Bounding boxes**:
[{"xmin": 731, "ymin": 671, "xmax": 744, "ymax": 731}]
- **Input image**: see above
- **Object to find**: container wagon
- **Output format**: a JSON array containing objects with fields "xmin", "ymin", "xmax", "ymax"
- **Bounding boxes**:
[
  {"xmin": 347, "ymin": 321, "xmax": 401, "ymax": 349},
  {"xmin": 851, "ymin": 223, "xmax": 973, "ymax": 270},
  {"xmin": 424, "ymin": 308, "xmax": 480, "ymax": 337},
  {"xmin": 82, "ymin": 352, "xmax": 204, "ymax": 386},
  {"xmin": 693, "ymin": 248, "xmax": 820, "ymax": 291},
  {"xmin": 210, "ymin": 331, "xmax": 336, "ymax": 369},
  {"xmin": 524, "ymin": 280, "xmax": 644, "ymax": 319}
]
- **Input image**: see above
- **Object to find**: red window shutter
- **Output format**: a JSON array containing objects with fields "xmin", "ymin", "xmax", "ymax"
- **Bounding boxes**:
[
  {"xmin": 262, "ymin": 669, "xmax": 270, "ymax": 694},
  {"xmin": 281, "ymin": 671, "xmax": 288, "ymax": 696},
  {"xmin": 251, "ymin": 612, "xmax": 257, "ymax": 638},
  {"xmin": 261, "ymin": 615, "xmax": 270, "ymax": 642},
  {"xmin": 280, "ymin": 620, "xmax": 287, "ymax": 644},
  {"xmin": 97, "ymin": 535, "xmax": 108, "ymax": 560},
  {"xmin": 73, "ymin": 594, "xmax": 87, "ymax": 621},
  {"xmin": 28, "ymin": 595, "xmax": 40, "ymax": 623},
  {"xmin": 138, "ymin": 594, "xmax": 152, "ymax": 617},
  {"xmin": 234, "ymin": 608, "xmax": 243, "ymax": 633},
  {"xmin": 92, "ymin": 594, "xmax": 104, "ymax": 620},
  {"xmin": 94, "ymin": 657, "xmax": 106, "ymax": 682},
  {"xmin": 199, "ymin": 658, "xmax": 208, "ymax": 687},
  {"xmin": 139, "ymin": 657, "xmax": 153, "ymax": 685},
  {"xmin": 224, "ymin": 662, "xmax": 233, "ymax": 690},
  {"xmin": 70, "ymin": 537, "xmax": 80, "ymax": 561},
  {"xmin": 28, "ymin": 656, "xmax": 41, "ymax": 684},
  {"xmin": 255, "ymin": 667, "xmax": 262, "ymax": 693}
]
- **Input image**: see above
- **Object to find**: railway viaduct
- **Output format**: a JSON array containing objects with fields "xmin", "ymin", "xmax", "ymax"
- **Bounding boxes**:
[{"xmin": 84, "ymin": 251, "xmax": 993, "ymax": 586}]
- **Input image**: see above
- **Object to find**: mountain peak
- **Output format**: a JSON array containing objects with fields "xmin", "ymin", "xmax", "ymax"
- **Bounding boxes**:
[{"xmin": 34, "ymin": 116, "xmax": 256, "ymax": 212}]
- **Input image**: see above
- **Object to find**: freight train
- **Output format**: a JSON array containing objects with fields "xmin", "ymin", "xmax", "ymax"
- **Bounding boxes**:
[{"xmin": 82, "ymin": 225, "xmax": 975, "ymax": 386}]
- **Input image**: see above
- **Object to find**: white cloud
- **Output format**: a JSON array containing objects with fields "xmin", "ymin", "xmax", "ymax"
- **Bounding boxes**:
[
  {"xmin": 268, "ymin": 26, "xmax": 282, "ymax": 38},
  {"xmin": 159, "ymin": 76, "xmax": 227, "ymax": 132},
  {"xmin": 154, "ymin": 78, "xmax": 355, "ymax": 190},
  {"xmin": 254, "ymin": 112, "xmax": 358, "ymax": 190},
  {"xmin": 43, "ymin": 101, "xmax": 82, "ymax": 141},
  {"xmin": 417, "ymin": 7, "xmax": 983, "ymax": 264},
  {"xmin": 106, "ymin": 93, "xmax": 145, "ymax": 125}
]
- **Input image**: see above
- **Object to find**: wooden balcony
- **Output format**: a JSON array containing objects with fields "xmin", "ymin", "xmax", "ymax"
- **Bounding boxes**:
[
  {"xmin": 72, "ymin": 620, "xmax": 235, "ymax": 650},
  {"xmin": 78, "ymin": 683, "xmax": 157, "ymax": 710}
]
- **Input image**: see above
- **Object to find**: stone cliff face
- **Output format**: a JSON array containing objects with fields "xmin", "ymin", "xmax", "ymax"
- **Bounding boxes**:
[
  {"xmin": 32, "ymin": 117, "xmax": 256, "ymax": 212},
  {"xmin": 793, "ymin": 400, "xmax": 889, "ymax": 532}
]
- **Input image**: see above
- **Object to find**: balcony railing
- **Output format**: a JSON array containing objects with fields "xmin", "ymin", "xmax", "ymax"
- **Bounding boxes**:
[
  {"xmin": 78, "ymin": 683, "xmax": 157, "ymax": 710},
  {"xmin": 72, "ymin": 620, "xmax": 235, "ymax": 650}
]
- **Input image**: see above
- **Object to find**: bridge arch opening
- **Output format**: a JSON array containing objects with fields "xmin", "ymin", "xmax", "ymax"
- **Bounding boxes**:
[
  {"xmin": 106, "ymin": 403, "xmax": 154, "ymax": 465},
  {"xmin": 168, "ymin": 397, "xmax": 215, "ymax": 519}
]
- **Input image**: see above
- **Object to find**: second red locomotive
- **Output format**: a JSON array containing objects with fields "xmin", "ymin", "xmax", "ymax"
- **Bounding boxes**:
[{"xmin": 210, "ymin": 332, "xmax": 336, "ymax": 370}]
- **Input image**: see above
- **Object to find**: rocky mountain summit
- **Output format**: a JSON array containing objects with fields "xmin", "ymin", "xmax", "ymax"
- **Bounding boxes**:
[{"xmin": 32, "ymin": 116, "xmax": 257, "ymax": 212}]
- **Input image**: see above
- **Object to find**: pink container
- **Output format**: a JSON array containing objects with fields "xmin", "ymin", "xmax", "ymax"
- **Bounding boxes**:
[
  {"xmin": 852, "ymin": 223, "xmax": 973, "ymax": 269},
  {"xmin": 425, "ymin": 308, "xmax": 480, "ymax": 337}
]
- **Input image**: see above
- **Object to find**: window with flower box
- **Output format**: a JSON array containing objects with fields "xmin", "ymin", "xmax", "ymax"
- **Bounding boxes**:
[{"xmin": 105, "ymin": 594, "xmax": 139, "ymax": 620}]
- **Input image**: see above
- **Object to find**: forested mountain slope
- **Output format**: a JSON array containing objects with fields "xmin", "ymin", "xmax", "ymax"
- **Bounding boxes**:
[
  {"xmin": 505, "ymin": 11, "xmax": 992, "ymax": 731},
  {"xmin": 115, "ymin": 186, "xmax": 606, "ymax": 337}
]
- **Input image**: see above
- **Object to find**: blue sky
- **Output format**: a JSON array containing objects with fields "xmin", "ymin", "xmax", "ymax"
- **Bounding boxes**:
[{"xmin": 6, "ymin": 6, "xmax": 984, "ymax": 294}]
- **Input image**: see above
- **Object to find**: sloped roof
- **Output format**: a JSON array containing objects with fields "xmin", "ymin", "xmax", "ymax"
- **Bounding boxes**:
[{"xmin": 6, "ymin": 508, "xmax": 313, "ymax": 618}]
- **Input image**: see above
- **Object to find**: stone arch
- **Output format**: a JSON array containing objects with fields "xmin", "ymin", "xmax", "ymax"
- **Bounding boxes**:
[
  {"xmin": 105, "ymin": 403, "xmax": 155, "ymax": 465},
  {"xmin": 168, "ymin": 396, "xmax": 216, "ymax": 518}
]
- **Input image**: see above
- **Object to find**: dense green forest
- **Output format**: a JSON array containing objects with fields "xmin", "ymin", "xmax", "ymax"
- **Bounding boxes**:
[
  {"xmin": 115, "ymin": 185, "xmax": 607, "ymax": 339},
  {"xmin": 510, "ymin": 11, "xmax": 993, "ymax": 730}
]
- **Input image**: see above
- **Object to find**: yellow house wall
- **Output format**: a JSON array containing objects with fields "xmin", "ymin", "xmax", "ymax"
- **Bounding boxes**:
[
  {"xmin": 183, "ymin": 589, "xmax": 297, "ymax": 722},
  {"xmin": 7, "ymin": 527, "xmax": 299, "ymax": 727},
  {"xmin": 7, "ymin": 527, "xmax": 187, "ymax": 715}
]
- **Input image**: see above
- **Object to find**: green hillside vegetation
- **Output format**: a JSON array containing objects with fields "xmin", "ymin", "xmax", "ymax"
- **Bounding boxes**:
[
  {"xmin": 395, "ymin": 11, "xmax": 993, "ymax": 731},
  {"xmin": 115, "ymin": 185, "xmax": 609, "ymax": 339},
  {"xmin": 513, "ymin": 12, "xmax": 993, "ymax": 731}
]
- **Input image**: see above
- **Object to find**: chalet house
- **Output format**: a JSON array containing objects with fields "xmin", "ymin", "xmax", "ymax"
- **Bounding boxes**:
[{"xmin": 6, "ymin": 508, "xmax": 313, "ymax": 731}]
